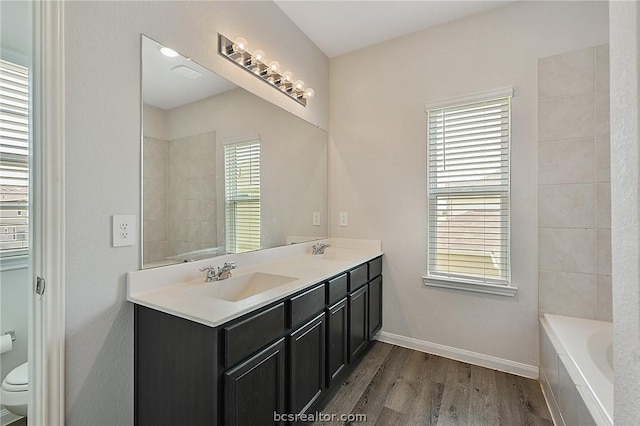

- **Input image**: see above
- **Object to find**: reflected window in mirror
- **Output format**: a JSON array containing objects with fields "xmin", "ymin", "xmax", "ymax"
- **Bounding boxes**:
[{"xmin": 224, "ymin": 139, "xmax": 260, "ymax": 254}]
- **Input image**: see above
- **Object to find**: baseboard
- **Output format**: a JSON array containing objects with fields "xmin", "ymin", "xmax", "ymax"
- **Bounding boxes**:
[{"xmin": 375, "ymin": 331, "xmax": 539, "ymax": 379}]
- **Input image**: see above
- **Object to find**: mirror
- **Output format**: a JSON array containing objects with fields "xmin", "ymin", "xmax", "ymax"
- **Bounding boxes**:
[{"xmin": 141, "ymin": 35, "xmax": 328, "ymax": 269}]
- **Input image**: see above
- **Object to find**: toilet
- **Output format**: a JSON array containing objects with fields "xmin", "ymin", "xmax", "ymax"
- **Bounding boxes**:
[{"xmin": 1, "ymin": 362, "xmax": 28, "ymax": 417}]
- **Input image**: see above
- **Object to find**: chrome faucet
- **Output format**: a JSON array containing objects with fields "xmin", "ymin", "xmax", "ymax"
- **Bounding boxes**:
[
  {"xmin": 312, "ymin": 242, "xmax": 331, "ymax": 255},
  {"xmin": 216, "ymin": 262, "xmax": 236, "ymax": 280},
  {"xmin": 200, "ymin": 262, "xmax": 237, "ymax": 282}
]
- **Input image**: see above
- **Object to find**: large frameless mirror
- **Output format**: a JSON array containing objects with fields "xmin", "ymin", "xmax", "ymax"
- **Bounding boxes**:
[{"xmin": 141, "ymin": 35, "xmax": 328, "ymax": 269}]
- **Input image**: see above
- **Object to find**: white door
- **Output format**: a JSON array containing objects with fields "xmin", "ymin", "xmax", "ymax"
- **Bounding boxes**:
[
  {"xmin": 30, "ymin": 1, "xmax": 66, "ymax": 425},
  {"xmin": 0, "ymin": 1, "xmax": 67, "ymax": 425}
]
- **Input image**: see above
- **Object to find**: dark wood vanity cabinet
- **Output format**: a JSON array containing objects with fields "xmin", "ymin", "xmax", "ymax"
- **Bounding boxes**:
[
  {"xmin": 288, "ymin": 313, "xmax": 326, "ymax": 415},
  {"xmin": 224, "ymin": 338, "xmax": 286, "ymax": 426},
  {"xmin": 348, "ymin": 285, "xmax": 369, "ymax": 362},
  {"xmin": 326, "ymin": 297, "xmax": 348, "ymax": 387},
  {"xmin": 368, "ymin": 275, "xmax": 383, "ymax": 339},
  {"xmin": 134, "ymin": 255, "xmax": 383, "ymax": 426}
]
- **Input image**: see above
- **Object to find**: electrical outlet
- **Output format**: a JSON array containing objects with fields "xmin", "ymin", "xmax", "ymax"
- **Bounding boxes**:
[
  {"xmin": 313, "ymin": 212, "xmax": 321, "ymax": 226},
  {"xmin": 113, "ymin": 215, "xmax": 136, "ymax": 247},
  {"xmin": 339, "ymin": 211, "xmax": 348, "ymax": 227}
]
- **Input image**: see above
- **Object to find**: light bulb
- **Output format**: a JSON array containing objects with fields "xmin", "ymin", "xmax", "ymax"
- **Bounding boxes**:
[
  {"xmin": 233, "ymin": 37, "xmax": 248, "ymax": 53},
  {"xmin": 252, "ymin": 49, "xmax": 265, "ymax": 63},
  {"xmin": 282, "ymin": 71, "xmax": 294, "ymax": 83},
  {"xmin": 294, "ymin": 80, "xmax": 305, "ymax": 91},
  {"xmin": 159, "ymin": 46, "xmax": 179, "ymax": 58},
  {"xmin": 268, "ymin": 61, "xmax": 280, "ymax": 74},
  {"xmin": 303, "ymin": 88, "xmax": 315, "ymax": 99}
]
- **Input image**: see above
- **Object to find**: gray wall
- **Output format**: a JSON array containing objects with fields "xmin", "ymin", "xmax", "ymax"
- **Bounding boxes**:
[
  {"xmin": 537, "ymin": 45, "xmax": 612, "ymax": 321},
  {"xmin": 64, "ymin": 2, "xmax": 328, "ymax": 424},
  {"xmin": 328, "ymin": 0, "xmax": 608, "ymax": 369}
]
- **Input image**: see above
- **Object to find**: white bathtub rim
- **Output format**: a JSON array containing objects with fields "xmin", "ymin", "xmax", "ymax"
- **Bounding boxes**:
[{"xmin": 541, "ymin": 314, "xmax": 613, "ymax": 426}]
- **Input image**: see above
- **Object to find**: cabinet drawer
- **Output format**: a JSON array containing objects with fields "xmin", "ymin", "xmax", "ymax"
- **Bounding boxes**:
[
  {"xmin": 348, "ymin": 264, "xmax": 368, "ymax": 292},
  {"xmin": 224, "ymin": 303, "xmax": 286, "ymax": 368},
  {"xmin": 289, "ymin": 284, "xmax": 325, "ymax": 328},
  {"xmin": 369, "ymin": 257, "xmax": 382, "ymax": 280},
  {"xmin": 327, "ymin": 274, "xmax": 348, "ymax": 305}
]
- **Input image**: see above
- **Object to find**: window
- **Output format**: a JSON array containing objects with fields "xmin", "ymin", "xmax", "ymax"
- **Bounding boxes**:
[
  {"xmin": 0, "ymin": 59, "xmax": 29, "ymax": 256},
  {"xmin": 224, "ymin": 139, "xmax": 260, "ymax": 254},
  {"xmin": 425, "ymin": 89, "xmax": 514, "ymax": 296}
]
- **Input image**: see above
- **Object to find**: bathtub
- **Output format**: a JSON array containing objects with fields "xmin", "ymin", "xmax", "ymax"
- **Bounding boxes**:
[{"xmin": 539, "ymin": 314, "xmax": 613, "ymax": 426}]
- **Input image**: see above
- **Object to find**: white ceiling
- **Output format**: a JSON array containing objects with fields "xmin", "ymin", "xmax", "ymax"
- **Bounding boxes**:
[
  {"xmin": 142, "ymin": 2, "xmax": 514, "ymax": 110},
  {"xmin": 142, "ymin": 36, "xmax": 237, "ymax": 110},
  {"xmin": 274, "ymin": 1, "xmax": 512, "ymax": 58}
]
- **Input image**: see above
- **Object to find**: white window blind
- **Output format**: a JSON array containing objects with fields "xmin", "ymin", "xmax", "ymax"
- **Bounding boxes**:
[
  {"xmin": 427, "ymin": 95, "xmax": 511, "ymax": 286},
  {"xmin": 224, "ymin": 139, "xmax": 260, "ymax": 254},
  {"xmin": 0, "ymin": 59, "xmax": 29, "ymax": 256}
]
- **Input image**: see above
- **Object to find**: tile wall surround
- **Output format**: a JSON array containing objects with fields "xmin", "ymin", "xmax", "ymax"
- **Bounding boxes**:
[
  {"xmin": 143, "ymin": 131, "xmax": 218, "ymax": 265},
  {"xmin": 538, "ymin": 45, "xmax": 611, "ymax": 321},
  {"xmin": 167, "ymin": 131, "xmax": 218, "ymax": 258},
  {"xmin": 143, "ymin": 137, "xmax": 169, "ymax": 263}
]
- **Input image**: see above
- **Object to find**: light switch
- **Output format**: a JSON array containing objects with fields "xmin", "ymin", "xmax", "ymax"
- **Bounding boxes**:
[
  {"xmin": 313, "ymin": 212, "xmax": 321, "ymax": 226},
  {"xmin": 339, "ymin": 212, "xmax": 348, "ymax": 227}
]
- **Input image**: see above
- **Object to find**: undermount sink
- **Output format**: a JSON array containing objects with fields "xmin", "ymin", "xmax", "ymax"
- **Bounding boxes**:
[{"xmin": 188, "ymin": 272, "xmax": 299, "ymax": 302}]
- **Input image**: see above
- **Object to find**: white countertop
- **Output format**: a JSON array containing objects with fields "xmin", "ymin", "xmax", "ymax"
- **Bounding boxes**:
[{"xmin": 127, "ymin": 238, "xmax": 382, "ymax": 327}]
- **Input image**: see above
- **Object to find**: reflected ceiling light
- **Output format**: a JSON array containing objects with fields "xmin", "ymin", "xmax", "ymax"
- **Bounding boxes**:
[
  {"xmin": 219, "ymin": 34, "xmax": 313, "ymax": 107},
  {"xmin": 159, "ymin": 45, "xmax": 179, "ymax": 58}
]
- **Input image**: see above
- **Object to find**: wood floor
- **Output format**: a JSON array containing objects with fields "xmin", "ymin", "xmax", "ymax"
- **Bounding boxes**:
[{"xmin": 314, "ymin": 342, "xmax": 553, "ymax": 426}]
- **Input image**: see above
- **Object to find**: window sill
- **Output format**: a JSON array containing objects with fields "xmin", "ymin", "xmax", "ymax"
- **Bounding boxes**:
[
  {"xmin": 0, "ymin": 254, "xmax": 29, "ymax": 272},
  {"xmin": 423, "ymin": 276, "xmax": 517, "ymax": 297}
]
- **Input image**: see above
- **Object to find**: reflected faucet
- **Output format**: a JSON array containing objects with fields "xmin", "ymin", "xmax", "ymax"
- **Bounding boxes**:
[
  {"xmin": 200, "ymin": 262, "xmax": 237, "ymax": 282},
  {"xmin": 312, "ymin": 242, "xmax": 331, "ymax": 255}
]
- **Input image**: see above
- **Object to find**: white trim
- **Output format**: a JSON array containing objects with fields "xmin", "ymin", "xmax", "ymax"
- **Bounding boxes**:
[
  {"xmin": 423, "ymin": 275, "xmax": 518, "ymax": 297},
  {"xmin": 31, "ymin": 1, "xmax": 66, "ymax": 425},
  {"xmin": 424, "ymin": 86, "xmax": 514, "ymax": 111},
  {"xmin": 0, "ymin": 255, "xmax": 29, "ymax": 272},
  {"xmin": 375, "ymin": 330, "xmax": 538, "ymax": 379}
]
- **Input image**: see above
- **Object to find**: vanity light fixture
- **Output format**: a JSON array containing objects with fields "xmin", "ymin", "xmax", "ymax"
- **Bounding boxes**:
[{"xmin": 218, "ymin": 34, "xmax": 314, "ymax": 106}]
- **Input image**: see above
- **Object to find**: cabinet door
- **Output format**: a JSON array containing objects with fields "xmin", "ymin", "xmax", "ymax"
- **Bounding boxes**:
[
  {"xmin": 326, "ymin": 298, "xmax": 348, "ymax": 387},
  {"xmin": 225, "ymin": 338, "xmax": 286, "ymax": 426},
  {"xmin": 288, "ymin": 313, "xmax": 326, "ymax": 415},
  {"xmin": 368, "ymin": 275, "xmax": 382, "ymax": 339},
  {"xmin": 348, "ymin": 285, "xmax": 368, "ymax": 362}
]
